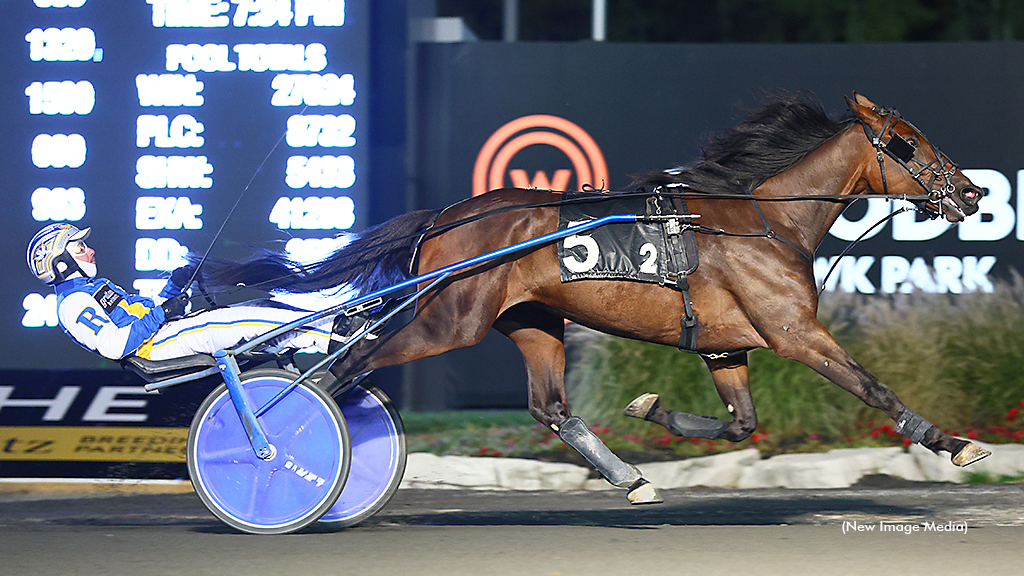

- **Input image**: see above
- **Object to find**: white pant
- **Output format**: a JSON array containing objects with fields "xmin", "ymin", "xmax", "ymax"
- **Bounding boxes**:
[{"xmin": 147, "ymin": 305, "xmax": 332, "ymax": 360}]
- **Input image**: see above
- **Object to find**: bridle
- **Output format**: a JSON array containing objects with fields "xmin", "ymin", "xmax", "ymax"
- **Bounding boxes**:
[{"xmin": 860, "ymin": 107, "xmax": 962, "ymax": 220}]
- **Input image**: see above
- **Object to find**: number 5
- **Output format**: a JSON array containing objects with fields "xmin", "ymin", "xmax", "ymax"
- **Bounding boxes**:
[{"xmin": 562, "ymin": 221, "xmax": 599, "ymax": 273}]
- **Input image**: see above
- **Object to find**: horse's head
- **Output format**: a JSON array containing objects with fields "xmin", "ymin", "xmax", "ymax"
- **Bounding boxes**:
[{"xmin": 847, "ymin": 92, "xmax": 984, "ymax": 222}]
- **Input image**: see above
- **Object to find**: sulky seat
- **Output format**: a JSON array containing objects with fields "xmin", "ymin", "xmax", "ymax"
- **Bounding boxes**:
[{"xmin": 121, "ymin": 354, "xmax": 218, "ymax": 383}]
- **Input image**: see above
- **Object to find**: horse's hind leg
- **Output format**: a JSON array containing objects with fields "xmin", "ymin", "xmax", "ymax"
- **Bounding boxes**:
[
  {"xmin": 624, "ymin": 352, "xmax": 758, "ymax": 442},
  {"xmin": 326, "ymin": 283, "xmax": 503, "ymax": 388},
  {"xmin": 494, "ymin": 305, "xmax": 662, "ymax": 505}
]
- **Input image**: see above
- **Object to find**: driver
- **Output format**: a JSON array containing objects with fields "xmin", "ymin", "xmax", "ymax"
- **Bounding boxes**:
[{"xmin": 27, "ymin": 223, "xmax": 368, "ymax": 362}]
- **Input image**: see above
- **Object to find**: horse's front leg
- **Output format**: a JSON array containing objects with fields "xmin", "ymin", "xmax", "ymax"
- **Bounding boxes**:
[
  {"xmin": 767, "ymin": 318, "xmax": 990, "ymax": 467},
  {"xmin": 624, "ymin": 352, "xmax": 758, "ymax": 442}
]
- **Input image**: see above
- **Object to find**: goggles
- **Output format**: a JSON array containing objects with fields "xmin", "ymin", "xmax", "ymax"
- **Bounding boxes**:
[{"xmin": 67, "ymin": 240, "xmax": 89, "ymax": 256}]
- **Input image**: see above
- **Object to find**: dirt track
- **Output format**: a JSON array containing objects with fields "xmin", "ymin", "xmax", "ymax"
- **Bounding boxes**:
[{"xmin": 1, "ymin": 483, "xmax": 1022, "ymax": 575}]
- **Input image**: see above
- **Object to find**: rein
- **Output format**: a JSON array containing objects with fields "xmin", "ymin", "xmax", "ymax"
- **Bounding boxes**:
[
  {"xmin": 183, "ymin": 106, "xmax": 310, "ymax": 302},
  {"xmin": 198, "ymin": 187, "xmax": 930, "ymax": 300},
  {"xmin": 382, "ymin": 112, "xmax": 956, "ymax": 275},
  {"xmin": 417, "ymin": 188, "xmax": 931, "ymax": 247},
  {"xmin": 815, "ymin": 205, "xmax": 916, "ymax": 294},
  {"xmin": 191, "ymin": 112, "xmax": 950, "ymax": 300}
]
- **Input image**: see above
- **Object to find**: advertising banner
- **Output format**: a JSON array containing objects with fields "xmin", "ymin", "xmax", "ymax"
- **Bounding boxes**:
[{"xmin": 0, "ymin": 369, "xmax": 217, "ymax": 478}]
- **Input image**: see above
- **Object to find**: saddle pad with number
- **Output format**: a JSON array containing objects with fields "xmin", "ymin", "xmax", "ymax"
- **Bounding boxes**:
[{"xmin": 557, "ymin": 192, "xmax": 698, "ymax": 287}]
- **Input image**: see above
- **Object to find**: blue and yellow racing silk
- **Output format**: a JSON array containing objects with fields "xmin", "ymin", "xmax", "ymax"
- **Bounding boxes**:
[{"xmin": 54, "ymin": 277, "xmax": 172, "ymax": 360}]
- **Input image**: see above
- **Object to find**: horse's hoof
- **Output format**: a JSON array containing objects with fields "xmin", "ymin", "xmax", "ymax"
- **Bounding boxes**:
[
  {"xmin": 627, "ymin": 479, "xmax": 663, "ymax": 505},
  {"xmin": 624, "ymin": 393, "xmax": 661, "ymax": 420},
  {"xmin": 952, "ymin": 442, "xmax": 991, "ymax": 467}
]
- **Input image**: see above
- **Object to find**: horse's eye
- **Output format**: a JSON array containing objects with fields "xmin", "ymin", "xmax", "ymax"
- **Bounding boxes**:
[{"xmin": 906, "ymin": 138, "xmax": 917, "ymax": 147}]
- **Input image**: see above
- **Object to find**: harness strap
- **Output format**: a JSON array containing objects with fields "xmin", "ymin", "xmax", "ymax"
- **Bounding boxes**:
[
  {"xmin": 661, "ymin": 194, "xmax": 699, "ymax": 277},
  {"xmin": 678, "ymin": 276, "xmax": 699, "ymax": 351},
  {"xmin": 689, "ymin": 194, "xmax": 814, "ymax": 263},
  {"xmin": 408, "ymin": 209, "xmax": 445, "ymax": 277},
  {"xmin": 653, "ymin": 193, "xmax": 701, "ymax": 351},
  {"xmin": 747, "ymin": 197, "xmax": 814, "ymax": 262}
]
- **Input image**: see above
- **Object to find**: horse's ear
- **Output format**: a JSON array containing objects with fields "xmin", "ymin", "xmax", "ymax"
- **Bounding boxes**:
[
  {"xmin": 846, "ymin": 93, "xmax": 882, "ymax": 128},
  {"xmin": 852, "ymin": 92, "xmax": 879, "ymax": 109}
]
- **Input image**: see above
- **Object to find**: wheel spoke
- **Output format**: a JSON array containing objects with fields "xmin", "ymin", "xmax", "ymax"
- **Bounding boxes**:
[
  {"xmin": 196, "ymin": 444, "xmax": 258, "ymax": 465},
  {"xmin": 346, "ymin": 450, "xmax": 393, "ymax": 484},
  {"xmin": 345, "ymin": 411, "xmax": 376, "ymax": 441},
  {"xmin": 283, "ymin": 402, "xmax": 333, "ymax": 455},
  {"xmin": 246, "ymin": 465, "xmax": 275, "ymax": 519}
]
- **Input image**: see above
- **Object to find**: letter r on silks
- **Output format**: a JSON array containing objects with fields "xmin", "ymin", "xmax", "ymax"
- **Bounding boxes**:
[
  {"xmin": 76, "ymin": 307, "xmax": 109, "ymax": 336},
  {"xmin": 56, "ymin": 277, "xmax": 166, "ymax": 360}
]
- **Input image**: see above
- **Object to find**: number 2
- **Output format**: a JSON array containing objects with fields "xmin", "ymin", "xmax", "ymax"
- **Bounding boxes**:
[{"xmin": 639, "ymin": 243, "xmax": 658, "ymax": 274}]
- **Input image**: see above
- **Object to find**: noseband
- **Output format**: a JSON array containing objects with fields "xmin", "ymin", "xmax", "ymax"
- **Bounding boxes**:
[{"xmin": 860, "ymin": 107, "xmax": 960, "ymax": 219}]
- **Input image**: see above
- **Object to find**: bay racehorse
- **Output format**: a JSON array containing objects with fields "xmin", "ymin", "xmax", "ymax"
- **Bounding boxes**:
[{"xmin": 202, "ymin": 93, "xmax": 988, "ymax": 503}]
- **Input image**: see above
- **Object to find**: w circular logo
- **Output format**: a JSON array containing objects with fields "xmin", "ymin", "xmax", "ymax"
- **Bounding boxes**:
[{"xmin": 472, "ymin": 115, "xmax": 609, "ymax": 197}]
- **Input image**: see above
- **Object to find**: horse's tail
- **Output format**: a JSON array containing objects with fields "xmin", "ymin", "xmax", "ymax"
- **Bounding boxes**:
[{"xmin": 197, "ymin": 209, "xmax": 441, "ymax": 295}]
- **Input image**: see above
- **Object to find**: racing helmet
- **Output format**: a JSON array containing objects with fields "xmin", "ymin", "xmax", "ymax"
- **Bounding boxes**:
[{"xmin": 27, "ymin": 223, "xmax": 92, "ymax": 285}]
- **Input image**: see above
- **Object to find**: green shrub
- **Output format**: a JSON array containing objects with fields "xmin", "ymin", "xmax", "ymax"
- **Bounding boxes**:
[{"xmin": 566, "ymin": 279, "xmax": 1024, "ymax": 444}]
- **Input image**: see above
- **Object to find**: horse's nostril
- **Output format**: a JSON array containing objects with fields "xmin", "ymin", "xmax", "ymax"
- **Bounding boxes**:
[{"xmin": 961, "ymin": 187, "xmax": 982, "ymax": 203}]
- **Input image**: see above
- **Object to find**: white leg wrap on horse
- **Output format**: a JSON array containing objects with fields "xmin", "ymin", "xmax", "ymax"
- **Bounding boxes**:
[
  {"xmin": 894, "ymin": 408, "xmax": 933, "ymax": 444},
  {"xmin": 558, "ymin": 416, "xmax": 642, "ymax": 488}
]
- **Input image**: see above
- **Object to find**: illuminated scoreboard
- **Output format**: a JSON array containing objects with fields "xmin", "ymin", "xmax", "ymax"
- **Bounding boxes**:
[{"xmin": 1, "ymin": 0, "xmax": 369, "ymax": 369}]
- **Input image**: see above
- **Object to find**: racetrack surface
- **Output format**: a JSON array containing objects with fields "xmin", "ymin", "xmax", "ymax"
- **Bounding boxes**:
[{"xmin": 1, "ymin": 482, "xmax": 1021, "ymax": 576}]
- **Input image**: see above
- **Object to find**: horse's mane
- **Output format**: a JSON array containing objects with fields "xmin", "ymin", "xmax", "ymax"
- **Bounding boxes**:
[{"xmin": 633, "ymin": 94, "xmax": 850, "ymax": 195}]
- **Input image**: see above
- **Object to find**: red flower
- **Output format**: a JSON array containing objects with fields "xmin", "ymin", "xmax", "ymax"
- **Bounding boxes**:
[
  {"xmin": 902, "ymin": 438, "xmax": 912, "ymax": 447},
  {"xmin": 967, "ymin": 430, "xmax": 979, "ymax": 439},
  {"xmin": 751, "ymin": 433, "xmax": 764, "ymax": 443},
  {"xmin": 808, "ymin": 433, "xmax": 819, "ymax": 441},
  {"xmin": 1006, "ymin": 409, "xmax": 1019, "ymax": 422}
]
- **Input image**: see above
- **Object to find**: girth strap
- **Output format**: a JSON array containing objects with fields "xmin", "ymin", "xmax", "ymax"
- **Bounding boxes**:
[
  {"xmin": 661, "ymin": 194, "xmax": 700, "ymax": 351},
  {"xmin": 678, "ymin": 276, "xmax": 699, "ymax": 351}
]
